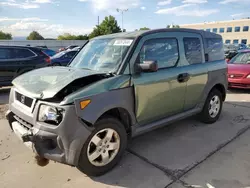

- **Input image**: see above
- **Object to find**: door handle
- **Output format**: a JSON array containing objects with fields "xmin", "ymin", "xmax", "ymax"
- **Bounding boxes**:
[{"xmin": 177, "ymin": 73, "xmax": 190, "ymax": 83}]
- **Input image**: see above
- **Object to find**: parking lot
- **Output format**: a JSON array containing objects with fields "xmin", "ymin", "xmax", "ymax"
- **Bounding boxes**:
[{"xmin": 1, "ymin": 88, "xmax": 250, "ymax": 188}]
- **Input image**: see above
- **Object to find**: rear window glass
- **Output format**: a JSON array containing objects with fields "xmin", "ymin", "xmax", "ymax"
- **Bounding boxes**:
[
  {"xmin": 206, "ymin": 38, "xmax": 224, "ymax": 61},
  {"xmin": 230, "ymin": 52, "xmax": 250, "ymax": 64},
  {"xmin": 183, "ymin": 37, "xmax": 202, "ymax": 64}
]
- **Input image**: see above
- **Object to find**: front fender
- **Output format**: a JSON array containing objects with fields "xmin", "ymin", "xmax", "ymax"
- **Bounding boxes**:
[{"xmin": 74, "ymin": 87, "xmax": 136, "ymax": 126}]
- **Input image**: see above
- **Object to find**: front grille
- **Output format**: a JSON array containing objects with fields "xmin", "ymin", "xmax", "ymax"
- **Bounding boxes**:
[
  {"xmin": 228, "ymin": 74, "xmax": 244, "ymax": 79},
  {"xmin": 15, "ymin": 91, "xmax": 33, "ymax": 108},
  {"xmin": 14, "ymin": 115, "xmax": 33, "ymax": 130},
  {"xmin": 229, "ymin": 82, "xmax": 250, "ymax": 88}
]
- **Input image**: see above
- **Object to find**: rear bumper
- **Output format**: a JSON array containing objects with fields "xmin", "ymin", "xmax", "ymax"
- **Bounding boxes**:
[{"xmin": 228, "ymin": 78, "xmax": 250, "ymax": 89}]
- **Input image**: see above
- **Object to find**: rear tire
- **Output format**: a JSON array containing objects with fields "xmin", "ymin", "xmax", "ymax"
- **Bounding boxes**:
[
  {"xmin": 199, "ymin": 89, "xmax": 223, "ymax": 124},
  {"xmin": 77, "ymin": 117, "xmax": 127, "ymax": 176}
]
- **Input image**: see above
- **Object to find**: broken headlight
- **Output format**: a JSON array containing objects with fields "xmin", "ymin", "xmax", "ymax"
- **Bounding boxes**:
[{"xmin": 38, "ymin": 105, "xmax": 63, "ymax": 125}]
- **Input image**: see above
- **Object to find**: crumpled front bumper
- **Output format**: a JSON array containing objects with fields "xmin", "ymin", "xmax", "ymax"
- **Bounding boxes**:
[{"xmin": 6, "ymin": 88, "xmax": 92, "ymax": 166}]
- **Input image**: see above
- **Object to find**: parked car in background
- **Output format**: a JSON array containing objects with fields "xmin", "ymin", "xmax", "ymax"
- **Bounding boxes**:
[
  {"xmin": 50, "ymin": 49, "xmax": 78, "ymax": 66},
  {"xmin": 70, "ymin": 46, "xmax": 82, "ymax": 51},
  {"xmin": 6, "ymin": 29, "xmax": 227, "ymax": 176},
  {"xmin": 228, "ymin": 49, "xmax": 250, "ymax": 89},
  {"xmin": 41, "ymin": 48, "xmax": 56, "ymax": 57},
  {"xmin": 0, "ymin": 45, "xmax": 50, "ymax": 87},
  {"xmin": 58, "ymin": 45, "xmax": 79, "ymax": 52}
]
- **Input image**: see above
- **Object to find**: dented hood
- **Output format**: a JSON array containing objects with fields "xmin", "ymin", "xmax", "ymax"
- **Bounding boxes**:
[{"xmin": 12, "ymin": 66, "xmax": 106, "ymax": 99}]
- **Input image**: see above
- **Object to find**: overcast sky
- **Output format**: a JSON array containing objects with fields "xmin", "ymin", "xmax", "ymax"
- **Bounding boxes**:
[{"xmin": 0, "ymin": 0, "xmax": 249, "ymax": 37}]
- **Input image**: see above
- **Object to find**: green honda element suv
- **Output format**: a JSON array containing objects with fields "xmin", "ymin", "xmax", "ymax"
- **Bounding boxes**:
[{"xmin": 6, "ymin": 28, "xmax": 227, "ymax": 176}]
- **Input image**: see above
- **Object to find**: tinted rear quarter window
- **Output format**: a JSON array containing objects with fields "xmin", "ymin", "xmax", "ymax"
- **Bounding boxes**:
[
  {"xmin": 183, "ymin": 37, "xmax": 202, "ymax": 64},
  {"xmin": 206, "ymin": 38, "xmax": 224, "ymax": 61}
]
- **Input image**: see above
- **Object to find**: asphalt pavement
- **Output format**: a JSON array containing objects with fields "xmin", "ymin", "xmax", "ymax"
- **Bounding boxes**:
[{"xmin": 0, "ymin": 88, "xmax": 250, "ymax": 188}]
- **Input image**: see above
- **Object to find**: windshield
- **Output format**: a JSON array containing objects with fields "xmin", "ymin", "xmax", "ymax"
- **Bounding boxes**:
[
  {"xmin": 230, "ymin": 52, "xmax": 250, "ymax": 64},
  {"xmin": 69, "ymin": 38, "xmax": 133, "ymax": 73}
]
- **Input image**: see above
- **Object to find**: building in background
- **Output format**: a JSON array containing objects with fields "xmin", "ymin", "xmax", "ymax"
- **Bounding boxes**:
[{"xmin": 180, "ymin": 18, "xmax": 250, "ymax": 45}]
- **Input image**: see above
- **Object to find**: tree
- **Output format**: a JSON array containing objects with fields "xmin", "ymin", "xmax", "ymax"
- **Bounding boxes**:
[
  {"xmin": 27, "ymin": 31, "xmax": 44, "ymax": 40},
  {"xmin": 89, "ymin": 15, "xmax": 122, "ymax": 39},
  {"xmin": 139, "ymin": 27, "xmax": 150, "ymax": 30},
  {"xmin": 167, "ymin": 24, "xmax": 180, "ymax": 28},
  {"xmin": 57, "ymin": 33, "xmax": 89, "ymax": 40},
  {"xmin": 0, "ymin": 31, "xmax": 12, "ymax": 40}
]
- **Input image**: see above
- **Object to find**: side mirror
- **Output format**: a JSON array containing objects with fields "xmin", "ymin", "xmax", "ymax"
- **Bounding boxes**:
[{"xmin": 138, "ymin": 61, "xmax": 158, "ymax": 72}]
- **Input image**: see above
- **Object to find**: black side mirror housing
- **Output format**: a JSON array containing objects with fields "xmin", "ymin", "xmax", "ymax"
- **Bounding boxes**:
[{"xmin": 137, "ymin": 61, "xmax": 158, "ymax": 73}]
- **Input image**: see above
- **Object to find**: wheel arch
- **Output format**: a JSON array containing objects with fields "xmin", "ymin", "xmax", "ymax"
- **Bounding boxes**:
[
  {"xmin": 97, "ymin": 107, "xmax": 132, "ymax": 135},
  {"xmin": 74, "ymin": 87, "xmax": 137, "ymax": 132},
  {"xmin": 211, "ymin": 83, "xmax": 226, "ymax": 101}
]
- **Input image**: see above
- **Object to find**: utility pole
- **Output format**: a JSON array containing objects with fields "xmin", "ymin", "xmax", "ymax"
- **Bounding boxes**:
[{"xmin": 116, "ymin": 8, "xmax": 128, "ymax": 32}]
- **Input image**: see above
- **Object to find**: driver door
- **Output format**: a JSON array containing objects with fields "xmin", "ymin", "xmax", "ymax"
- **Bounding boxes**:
[{"xmin": 131, "ymin": 33, "xmax": 187, "ymax": 125}]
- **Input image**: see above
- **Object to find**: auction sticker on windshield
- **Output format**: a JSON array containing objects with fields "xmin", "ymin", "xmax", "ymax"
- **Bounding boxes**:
[{"xmin": 113, "ymin": 39, "xmax": 133, "ymax": 46}]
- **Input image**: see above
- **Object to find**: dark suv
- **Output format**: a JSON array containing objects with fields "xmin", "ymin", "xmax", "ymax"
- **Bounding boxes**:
[{"xmin": 0, "ymin": 45, "xmax": 50, "ymax": 87}]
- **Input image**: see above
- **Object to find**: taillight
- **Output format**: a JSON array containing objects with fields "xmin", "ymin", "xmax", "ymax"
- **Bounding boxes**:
[
  {"xmin": 45, "ymin": 57, "xmax": 51, "ymax": 63},
  {"xmin": 41, "ymin": 51, "xmax": 51, "ymax": 63}
]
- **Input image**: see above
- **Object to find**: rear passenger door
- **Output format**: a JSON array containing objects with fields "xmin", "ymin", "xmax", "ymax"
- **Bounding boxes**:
[{"xmin": 181, "ymin": 34, "xmax": 208, "ymax": 110}]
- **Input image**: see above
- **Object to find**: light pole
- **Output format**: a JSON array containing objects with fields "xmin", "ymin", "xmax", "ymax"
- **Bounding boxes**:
[{"xmin": 116, "ymin": 8, "xmax": 128, "ymax": 32}]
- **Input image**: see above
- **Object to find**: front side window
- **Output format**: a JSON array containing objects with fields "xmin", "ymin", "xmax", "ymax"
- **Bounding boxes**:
[
  {"xmin": 227, "ymin": 27, "xmax": 232, "ymax": 32},
  {"xmin": 70, "ymin": 38, "xmax": 133, "ymax": 73},
  {"xmin": 230, "ymin": 52, "xmax": 250, "ymax": 64},
  {"xmin": 0, "ymin": 48, "xmax": 12, "ymax": 59},
  {"xmin": 183, "ymin": 37, "xmax": 202, "ymax": 64},
  {"xmin": 243, "ymin": 26, "xmax": 249, "ymax": 32},
  {"xmin": 233, "ymin": 39, "xmax": 239, "ymax": 44},
  {"xmin": 219, "ymin": 28, "xmax": 225, "ymax": 33},
  {"xmin": 235, "ymin": 26, "xmax": 241, "ymax": 32},
  {"xmin": 212, "ymin": 28, "xmax": 218, "ymax": 33},
  {"xmin": 206, "ymin": 29, "xmax": 211, "ymax": 32},
  {"xmin": 225, "ymin": 40, "xmax": 231, "ymax": 44},
  {"xmin": 139, "ymin": 38, "xmax": 179, "ymax": 69}
]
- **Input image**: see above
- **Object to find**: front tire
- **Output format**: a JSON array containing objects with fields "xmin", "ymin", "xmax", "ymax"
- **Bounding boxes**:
[
  {"xmin": 77, "ymin": 117, "xmax": 127, "ymax": 176},
  {"xmin": 199, "ymin": 89, "xmax": 223, "ymax": 124}
]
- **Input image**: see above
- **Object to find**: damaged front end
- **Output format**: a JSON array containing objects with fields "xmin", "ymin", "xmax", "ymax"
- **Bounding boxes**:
[{"xmin": 6, "ymin": 66, "xmax": 115, "ymax": 166}]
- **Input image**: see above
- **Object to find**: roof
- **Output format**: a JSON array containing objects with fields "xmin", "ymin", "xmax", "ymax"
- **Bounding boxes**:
[
  {"xmin": 94, "ymin": 28, "xmax": 222, "ymax": 40},
  {"xmin": 94, "ymin": 30, "xmax": 148, "ymax": 39},
  {"xmin": 0, "ymin": 45, "xmax": 43, "ymax": 50}
]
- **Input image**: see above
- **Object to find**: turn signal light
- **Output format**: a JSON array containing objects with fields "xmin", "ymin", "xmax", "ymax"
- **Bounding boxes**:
[{"xmin": 80, "ymin": 100, "xmax": 91, "ymax": 110}]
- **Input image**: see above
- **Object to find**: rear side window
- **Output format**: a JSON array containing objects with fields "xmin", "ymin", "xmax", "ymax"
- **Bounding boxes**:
[
  {"xmin": 10, "ymin": 48, "xmax": 36, "ymax": 59},
  {"xmin": 139, "ymin": 38, "xmax": 179, "ymax": 69},
  {"xmin": 206, "ymin": 38, "xmax": 224, "ymax": 61},
  {"xmin": 0, "ymin": 48, "xmax": 12, "ymax": 59},
  {"xmin": 183, "ymin": 37, "xmax": 202, "ymax": 64}
]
